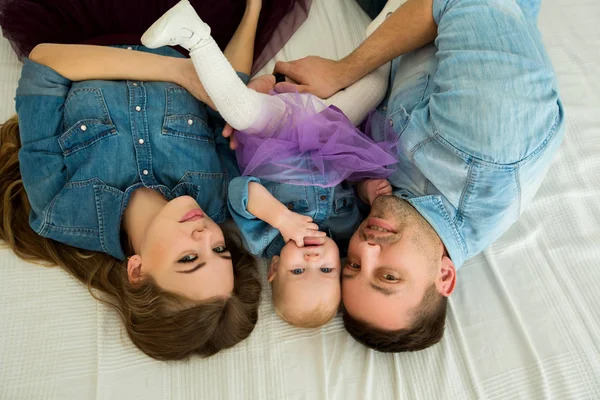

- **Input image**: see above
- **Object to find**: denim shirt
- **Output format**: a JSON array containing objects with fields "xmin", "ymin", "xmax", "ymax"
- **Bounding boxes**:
[
  {"xmin": 228, "ymin": 176, "xmax": 362, "ymax": 259},
  {"xmin": 365, "ymin": 0, "xmax": 565, "ymax": 268},
  {"xmin": 16, "ymin": 46, "xmax": 248, "ymax": 260}
]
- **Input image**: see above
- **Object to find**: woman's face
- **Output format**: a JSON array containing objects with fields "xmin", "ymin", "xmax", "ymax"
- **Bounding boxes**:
[{"xmin": 135, "ymin": 196, "xmax": 234, "ymax": 302}]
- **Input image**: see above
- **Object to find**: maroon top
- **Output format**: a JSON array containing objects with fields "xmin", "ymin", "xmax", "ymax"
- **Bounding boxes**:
[{"xmin": 0, "ymin": 0, "xmax": 312, "ymax": 74}]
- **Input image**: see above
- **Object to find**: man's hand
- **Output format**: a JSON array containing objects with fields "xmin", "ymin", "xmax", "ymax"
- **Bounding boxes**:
[
  {"xmin": 273, "ymin": 57, "xmax": 350, "ymax": 99},
  {"xmin": 275, "ymin": 210, "xmax": 326, "ymax": 247},
  {"xmin": 358, "ymin": 179, "xmax": 393, "ymax": 205},
  {"xmin": 222, "ymin": 73, "xmax": 276, "ymax": 150}
]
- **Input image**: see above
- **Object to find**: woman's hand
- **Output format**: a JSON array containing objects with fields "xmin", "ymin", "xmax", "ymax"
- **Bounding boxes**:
[
  {"xmin": 222, "ymin": 74, "xmax": 276, "ymax": 149},
  {"xmin": 275, "ymin": 210, "xmax": 326, "ymax": 247},
  {"xmin": 178, "ymin": 59, "xmax": 216, "ymax": 108}
]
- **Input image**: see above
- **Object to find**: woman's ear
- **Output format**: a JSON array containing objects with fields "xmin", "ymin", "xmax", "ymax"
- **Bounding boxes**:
[
  {"xmin": 127, "ymin": 255, "xmax": 144, "ymax": 284},
  {"xmin": 267, "ymin": 256, "xmax": 280, "ymax": 283}
]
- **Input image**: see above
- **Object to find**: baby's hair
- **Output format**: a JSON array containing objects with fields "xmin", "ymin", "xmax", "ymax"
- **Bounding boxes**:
[{"xmin": 273, "ymin": 297, "xmax": 338, "ymax": 329}]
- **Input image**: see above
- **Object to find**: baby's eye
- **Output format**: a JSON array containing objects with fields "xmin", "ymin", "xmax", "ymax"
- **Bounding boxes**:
[
  {"xmin": 212, "ymin": 246, "xmax": 228, "ymax": 253},
  {"xmin": 292, "ymin": 268, "xmax": 305, "ymax": 275},
  {"xmin": 179, "ymin": 254, "xmax": 198, "ymax": 263},
  {"xmin": 320, "ymin": 268, "xmax": 334, "ymax": 273}
]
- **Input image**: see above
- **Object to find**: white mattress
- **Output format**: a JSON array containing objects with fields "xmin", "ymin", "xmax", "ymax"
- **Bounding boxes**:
[{"xmin": 1, "ymin": 0, "xmax": 599, "ymax": 399}]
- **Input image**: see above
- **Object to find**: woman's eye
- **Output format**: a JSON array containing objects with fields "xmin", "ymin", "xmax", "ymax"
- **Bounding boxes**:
[
  {"xmin": 345, "ymin": 262, "xmax": 360, "ymax": 270},
  {"xmin": 320, "ymin": 267, "xmax": 333, "ymax": 273},
  {"xmin": 292, "ymin": 268, "xmax": 305, "ymax": 275},
  {"xmin": 383, "ymin": 274, "xmax": 398, "ymax": 281},
  {"xmin": 179, "ymin": 254, "xmax": 198, "ymax": 263},
  {"xmin": 212, "ymin": 246, "xmax": 228, "ymax": 253}
]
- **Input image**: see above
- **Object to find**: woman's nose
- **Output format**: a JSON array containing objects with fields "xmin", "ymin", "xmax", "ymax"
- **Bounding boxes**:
[{"xmin": 191, "ymin": 224, "xmax": 206, "ymax": 238}]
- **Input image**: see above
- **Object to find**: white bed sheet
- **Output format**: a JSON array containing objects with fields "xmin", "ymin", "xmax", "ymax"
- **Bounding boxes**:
[{"xmin": 1, "ymin": 0, "xmax": 599, "ymax": 399}]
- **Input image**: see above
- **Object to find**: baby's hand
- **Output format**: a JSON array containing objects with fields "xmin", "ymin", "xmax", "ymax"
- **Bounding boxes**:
[
  {"xmin": 276, "ymin": 211, "xmax": 326, "ymax": 247},
  {"xmin": 358, "ymin": 179, "xmax": 392, "ymax": 205}
]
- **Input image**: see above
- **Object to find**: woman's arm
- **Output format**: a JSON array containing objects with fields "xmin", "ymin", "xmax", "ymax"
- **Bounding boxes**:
[
  {"xmin": 29, "ymin": 44, "xmax": 216, "ymax": 106},
  {"xmin": 29, "ymin": 44, "xmax": 190, "ymax": 84},
  {"xmin": 223, "ymin": 1, "xmax": 262, "ymax": 75}
]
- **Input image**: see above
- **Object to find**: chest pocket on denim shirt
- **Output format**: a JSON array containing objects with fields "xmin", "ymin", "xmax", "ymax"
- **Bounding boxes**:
[
  {"xmin": 388, "ymin": 72, "xmax": 430, "ymax": 135},
  {"xmin": 162, "ymin": 86, "xmax": 212, "ymax": 142},
  {"xmin": 173, "ymin": 172, "xmax": 228, "ymax": 223},
  {"xmin": 60, "ymin": 87, "xmax": 117, "ymax": 156},
  {"xmin": 333, "ymin": 196, "xmax": 355, "ymax": 215},
  {"xmin": 271, "ymin": 184, "xmax": 310, "ymax": 214}
]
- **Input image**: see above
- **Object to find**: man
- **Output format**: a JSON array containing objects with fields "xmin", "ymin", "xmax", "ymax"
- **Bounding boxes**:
[{"xmin": 275, "ymin": 0, "xmax": 564, "ymax": 351}]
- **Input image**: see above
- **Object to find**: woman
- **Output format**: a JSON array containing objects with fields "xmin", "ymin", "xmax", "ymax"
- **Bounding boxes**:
[{"xmin": 0, "ymin": 0, "xmax": 294, "ymax": 360}]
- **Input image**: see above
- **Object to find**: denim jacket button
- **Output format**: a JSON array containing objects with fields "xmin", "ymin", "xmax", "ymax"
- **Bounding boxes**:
[
  {"xmin": 187, "ymin": 119, "xmax": 194, "ymax": 125},
  {"xmin": 80, "ymin": 124, "xmax": 87, "ymax": 131},
  {"xmin": 138, "ymin": 139, "xmax": 144, "ymax": 144},
  {"xmin": 135, "ymin": 106, "xmax": 142, "ymax": 112},
  {"xmin": 389, "ymin": 119, "xmax": 394, "ymax": 126},
  {"xmin": 320, "ymin": 195, "xmax": 327, "ymax": 201},
  {"xmin": 287, "ymin": 204, "xmax": 294, "ymax": 210},
  {"xmin": 142, "ymin": 170, "xmax": 149, "ymax": 176},
  {"xmin": 127, "ymin": 47, "xmax": 133, "ymax": 50}
]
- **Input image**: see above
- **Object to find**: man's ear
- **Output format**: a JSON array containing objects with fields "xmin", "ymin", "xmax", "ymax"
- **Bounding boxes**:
[
  {"xmin": 436, "ymin": 254, "xmax": 456, "ymax": 297},
  {"xmin": 127, "ymin": 255, "xmax": 144, "ymax": 285},
  {"xmin": 268, "ymin": 256, "xmax": 280, "ymax": 283}
]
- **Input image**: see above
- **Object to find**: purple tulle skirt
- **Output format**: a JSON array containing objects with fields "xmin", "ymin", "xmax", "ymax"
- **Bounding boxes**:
[
  {"xmin": 234, "ymin": 93, "xmax": 399, "ymax": 188},
  {"xmin": 0, "ymin": 0, "xmax": 311, "ymax": 74}
]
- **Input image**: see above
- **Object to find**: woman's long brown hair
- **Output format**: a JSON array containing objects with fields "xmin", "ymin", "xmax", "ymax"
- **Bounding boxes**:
[{"xmin": 0, "ymin": 116, "xmax": 262, "ymax": 360}]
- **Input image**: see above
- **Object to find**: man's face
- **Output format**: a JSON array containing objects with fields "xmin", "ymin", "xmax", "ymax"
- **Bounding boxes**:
[{"xmin": 341, "ymin": 196, "xmax": 450, "ymax": 330}]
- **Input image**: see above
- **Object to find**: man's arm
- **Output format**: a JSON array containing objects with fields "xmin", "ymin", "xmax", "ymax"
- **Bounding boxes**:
[{"xmin": 274, "ymin": 0, "xmax": 437, "ymax": 99}]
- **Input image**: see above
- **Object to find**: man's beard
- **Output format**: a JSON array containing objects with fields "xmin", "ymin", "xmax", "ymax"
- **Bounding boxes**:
[{"xmin": 359, "ymin": 195, "xmax": 415, "ymax": 244}]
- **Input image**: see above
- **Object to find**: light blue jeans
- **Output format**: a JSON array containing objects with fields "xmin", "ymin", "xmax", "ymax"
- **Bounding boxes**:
[{"xmin": 363, "ymin": 0, "xmax": 565, "ymax": 267}]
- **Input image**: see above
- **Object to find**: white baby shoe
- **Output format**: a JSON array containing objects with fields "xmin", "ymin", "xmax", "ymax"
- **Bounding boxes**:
[{"xmin": 141, "ymin": 0, "xmax": 211, "ymax": 50}]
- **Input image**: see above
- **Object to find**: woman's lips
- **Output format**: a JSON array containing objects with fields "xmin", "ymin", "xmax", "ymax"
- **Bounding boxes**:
[{"xmin": 180, "ymin": 209, "xmax": 204, "ymax": 223}]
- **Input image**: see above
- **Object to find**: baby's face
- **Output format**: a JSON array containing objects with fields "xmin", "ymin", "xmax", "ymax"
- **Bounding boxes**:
[{"xmin": 269, "ymin": 237, "xmax": 342, "ymax": 315}]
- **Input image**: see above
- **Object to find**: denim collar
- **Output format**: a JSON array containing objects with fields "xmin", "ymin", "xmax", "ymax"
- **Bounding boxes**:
[
  {"xmin": 94, "ymin": 183, "xmax": 175, "ymax": 260},
  {"xmin": 408, "ymin": 195, "xmax": 466, "ymax": 269}
]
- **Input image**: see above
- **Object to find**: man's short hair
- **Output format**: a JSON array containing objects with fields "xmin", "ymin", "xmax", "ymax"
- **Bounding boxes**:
[{"xmin": 342, "ymin": 284, "xmax": 447, "ymax": 352}]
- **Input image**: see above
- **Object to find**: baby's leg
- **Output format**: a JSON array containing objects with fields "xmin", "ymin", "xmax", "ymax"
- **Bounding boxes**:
[{"xmin": 142, "ymin": 0, "xmax": 286, "ymax": 133}]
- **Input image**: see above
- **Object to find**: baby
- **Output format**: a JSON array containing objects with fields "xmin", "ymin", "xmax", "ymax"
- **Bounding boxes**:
[
  {"xmin": 142, "ymin": 0, "xmax": 397, "ymax": 327},
  {"xmin": 141, "ymin": 0, "xmax": 397, "ymax": 189},
  {"xmin": 228, "ymin": 176, "xmax": 391, "ymax": 328}
]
